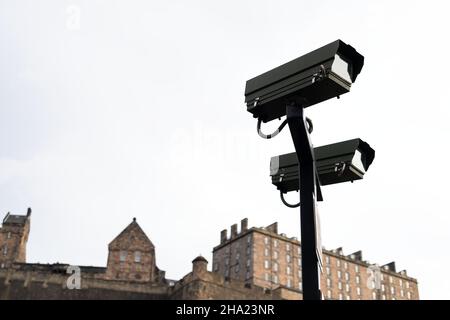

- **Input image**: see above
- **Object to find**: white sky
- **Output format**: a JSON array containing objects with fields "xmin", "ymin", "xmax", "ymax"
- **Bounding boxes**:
[{"xmin": 1, "ymin": 0, "xmax": 449, "ymax": 300}]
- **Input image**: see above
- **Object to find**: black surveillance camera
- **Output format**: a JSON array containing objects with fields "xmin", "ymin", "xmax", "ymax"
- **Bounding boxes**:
[
  {"xmin": 245, "ymin": 40, "xmax": 364, "ymax": 123},
  {"xmin": 270, "ymin": 138, "xmax": 375, "ymax": 193}
]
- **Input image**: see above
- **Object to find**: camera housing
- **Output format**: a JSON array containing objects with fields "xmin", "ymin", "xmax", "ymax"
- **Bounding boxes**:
[
  {"xmin": 245, "ymin": 39, "xmax": 364, "ymax": 123},
  {"xmin": 270, "ymin": 138, "xmax": 375, "ymax": 193}
]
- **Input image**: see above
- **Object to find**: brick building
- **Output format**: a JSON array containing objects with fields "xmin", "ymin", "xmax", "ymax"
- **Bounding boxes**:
[
  {"xmin": 0, "ymin": 209, "xmax": 419, "ymax": 300},
  {"xmin": 212, "ymin": 218, "xmax": 419, "ymax": 300}
]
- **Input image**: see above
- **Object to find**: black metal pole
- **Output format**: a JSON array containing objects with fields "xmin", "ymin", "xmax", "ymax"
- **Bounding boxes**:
[{"xmin": 286, "ymin": 102, "xmax": 321, "ymax": 300}]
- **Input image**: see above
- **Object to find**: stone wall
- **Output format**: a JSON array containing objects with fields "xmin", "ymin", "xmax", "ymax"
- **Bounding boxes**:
[{"xmin": 0, "ymin": 264, "xmax": 170, "ymax": 300}]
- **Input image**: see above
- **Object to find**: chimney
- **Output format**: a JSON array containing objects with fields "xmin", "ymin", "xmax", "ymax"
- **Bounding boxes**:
[
  {"xmin": 349, "ymin": 250, "xmax": 363, "ymax": 261},
  {"xmin": 26, "ymin": 208, "xmax": 32, "ymax": 217},
  {"xmin": 230, "ymin": 224, "xmax": 238, "ymax": 238},
  {"xmin": 241, "ymin": 218, "xmax": 248, "ymax": 233},
  {"xmin": 382, "ymin": 261, "xmax": 396, "ymax": 272},
  {"xmin": 265, "ymin": 222, "xmax": 278, "ymax": 234},
  {"xmin": 220, "ymin": 229, "xmax": 228, "ymax": 244}
]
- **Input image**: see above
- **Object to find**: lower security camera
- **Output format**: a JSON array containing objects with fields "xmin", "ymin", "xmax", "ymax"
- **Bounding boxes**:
[{"xmin": 270, "ymin": 138, "xmax": 375, "ymax": 193}]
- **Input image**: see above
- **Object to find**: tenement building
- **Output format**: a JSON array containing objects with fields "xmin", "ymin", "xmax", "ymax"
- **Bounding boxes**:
[
  {"xmin": 212, "ymin": 218, "xmax": 419, "ymax": 300},
  {"xmin": 0, "ymin": 209, "xmax": 419, "ymax": 300}
]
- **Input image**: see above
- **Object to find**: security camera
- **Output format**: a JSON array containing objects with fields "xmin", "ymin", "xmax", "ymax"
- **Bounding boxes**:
[
  {"xmin": 245, "ymin": 40, "xmax": 364, "ymax": 123},
  {"xmin": 270, "ymin": 138, "xmax": 375, "ymax": 193}
]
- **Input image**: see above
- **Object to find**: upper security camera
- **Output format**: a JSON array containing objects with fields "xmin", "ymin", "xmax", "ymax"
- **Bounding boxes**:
[{"xmin": 245, "ymin": 40, "xmax": 364, "ymax": 123}]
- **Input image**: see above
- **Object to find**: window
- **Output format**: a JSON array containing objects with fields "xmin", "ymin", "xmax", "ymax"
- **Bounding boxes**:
[
  {"xmin": 246, "ymin": 246, "xmax": 251, "ymax": 255},
  {"xmin": 356, "ymin": 287, "xmax": 361, "ymax": 296},
  {"xmin": 264, "ymin": 260, "xmax": 270, "ymax": 269},
  {"xmin": 273, "ymin": 275, "xmax": 279, "ymax": 284},
  {"xmin": 338, "ymin": 293, "xmax": 343, "ymax": 300},
  {"xmin": 286, "ymin": 266, "xmax": 291, "ymax": 275},
  {"xmin": 3, "ymin": 246, "xmax": 7, "ymax": 255},
  {"xmin": 264, "ymin": 273, "xmax": 270, "ymax": 281},
  {"xmin": 298, "ymin": 258, "xmax": 302, "ymax": 267},
  {"xmin": 0, "ymin": 263, "xmax": 4, "ymax": 269},
  {"xmin": 345, "ymin": 272, "xmax": 350, "ymax": 281},
  {"xmin": 326, "ymin": 267, "xmax": 331, "ymax": 275},
  {"xmin": 297, "ymin": 246, "xmax": 301, "ymax": 255},
  {"xmin": 273, "ymin": 251, "xmax": 279, "ymax": 259},
  {"xmin": 355, "ymin": 265, "xmax": 360, "ymax": 273},
  {"xmin": 327, "ymin": 290, "xmax": 332, "ymax": 299},
  {"xmin": 7, "ymin": 232, "xmax": 11, "ymax": 239},
  {"xmin": 344, "ymin": 262, "xmax": 348, "ymax": 269},
  {"xmin": 273, "ymin": 239, "xmax": 278, "ymax": 248},
  {"xmin": 235, "ymin": 264, "xmax": 240, "ymax": 273},
  {"xmin": 286, "ymin": 243, "xmax": 291, "ymax": 251},
  {"xmin": 400, "ymin": 289, "xmax": 404, "ymax": 297},
  {"xmin": 214, "ymin": 262, "xmax": 219, "ymax": 272},
  {"xmin": 236, "ymin": 252, "xmax": 240, "ymax": 261},
  {"xmin": 298, "ymin": 270, "xmax": 302, "ymax": 278},
  {"xmin": 389, "ymin": 276, "xmax": 393, "ymax": 283},
  {"xmin": 336, "ymin": 259, "xmax": 341, "ymax": 267},
  {"xmin": 407, "ymin": 292, "xmax": 411, "ymax": 299},
  {"xmin": 225, "ymin": 257, "xmax": 230, "ymax": 266},
  {"xmin": 356, "ymin": 275, "xmax": 360, "ymax": 284},
  {"xmin": 345, "ymin": 283, "xmax": 350, "ymax": 292},
  {"xmin": 264, "ymin": 248, "xmax": 269, "ymax": 257},
  {"xmin": 134, "ymin": 251, "xmax": 141, "ymax": 263},
  {"xmin": 286, "ymin": 255, "xmax": 291, "ymax": 263},
  {"xmin": 382, "ymin": 294, "xmax": 386, "ymax": 300},
  {"xmin": 337, "ymin": 270, "xmax": 342, "ymax": 279},
  {"xmin": 380, "ymin": 274, "xmax": 384, "ymax": 281},
  {"xmin": 119, "ymin": 251, "xmax": 127, "ymax": 262},
  {"xmin": 399, "ymin": 279, "xmax": 403, "ymax": 287},
  {"xmin": 325, "ymin": 256, "xmax": 330, "ymax": 265},
  {"xmin": 406, "ymin": 282, "xmax": 410, "ymax": 289},
  {"xmin": 298, "ymin": 281, "xmax": 302, "ymax": 290},
  {"xmin": 391, "ymin": 286, "xmax": 395, "ymax": 295},
  {"xmin": 247, "ymin": 235, "xmax": 251, "ymax": 244},
  {"xmin": 246, "ymin": 258, "xmax": 251, "ymax": 267},
  {"xmin": 372, "ymin": 292, "xmax": 377, "ymax": 300},
  {"xmin": 246, "ymin": 271, "xmax": 250, "ymax": 280},
  {"xmin": 264, "ymin": 237, "xmax": 269, "ymax": 245},
  {"xmin": 381, "ymin": 284, "xmax": 385, "ymax": 292},
  {"xmin": 273, "ymin": 262, "xmax": 279, "ymax": 272},
  {"xmin": 287, "ymin": 278, "xmax": 292, "ymax": 288},
  {"xmin": 326, "ymin": 278, "xmax": 331, "ymax": 288},
  {"xmin": 225, "ymin": 269, "xmax": 230, "ymax": 277},
  {"xmin": 338, "ymin": 282, "xmax": 342, "ymax": 290}
]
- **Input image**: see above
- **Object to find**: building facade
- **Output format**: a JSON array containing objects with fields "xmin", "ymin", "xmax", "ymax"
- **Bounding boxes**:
[
  {"xmin": 212, "ymin": 218, "xmax": 419, "ymax": 300},
  {"xmin": 0, "ymin": 210, "xmax": 419, "ymax": 300},
  {"xmin": 0, "ymin": 208, "xmax": 31, "ymax": 269}
]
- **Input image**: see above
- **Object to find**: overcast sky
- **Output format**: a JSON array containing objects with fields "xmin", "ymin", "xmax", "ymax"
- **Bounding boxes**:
[{"xmin": 1, "ymin": 0, "xmax": 449, "ymax": 300}]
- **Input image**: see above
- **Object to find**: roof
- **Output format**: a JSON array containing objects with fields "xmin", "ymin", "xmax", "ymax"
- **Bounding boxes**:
[
  {"xmin": 108, "ymin": 218, "xmax": 154, "ymax": 249},
  {"xmin": 192, "ymin": 256, "xmax": 208, "ymax": 263},
  {"xmin": 3, "ymin": 214, "xmax": 29, "ymax": 225}
]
